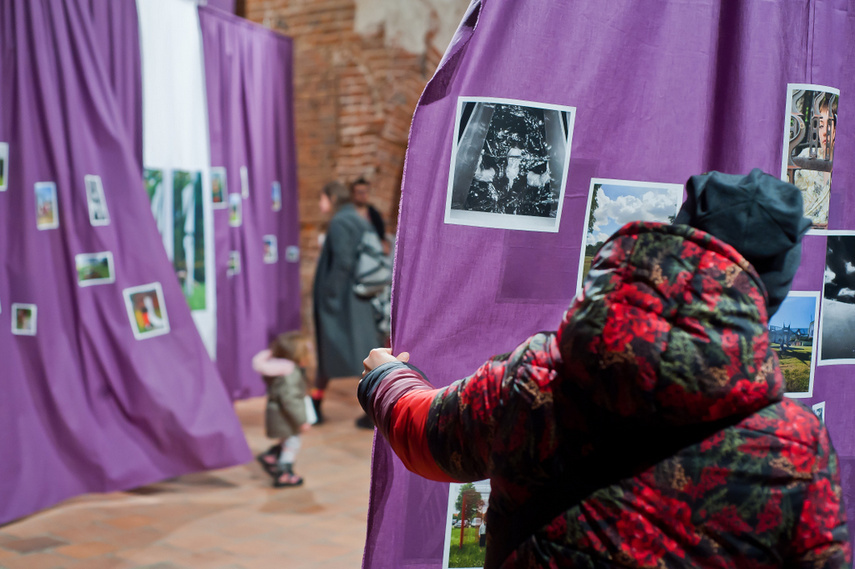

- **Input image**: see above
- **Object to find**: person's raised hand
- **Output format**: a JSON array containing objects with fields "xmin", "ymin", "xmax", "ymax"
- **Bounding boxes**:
[{"xmin": 362, "ymin": 348, "xmax": 410, "ymax": 377}]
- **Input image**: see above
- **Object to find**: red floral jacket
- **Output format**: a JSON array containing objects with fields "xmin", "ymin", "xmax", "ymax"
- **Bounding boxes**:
[{"xmin": 359, "ymin": 222, "xmax": 851, "ymax": 568}]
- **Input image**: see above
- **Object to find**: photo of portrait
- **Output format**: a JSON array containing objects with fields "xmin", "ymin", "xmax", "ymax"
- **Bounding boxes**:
[
  {"xmin": 812, "ymin": 401, "xmax": 826, "ymax": 425},
  {"xmin": 781, "ymin": 84, "xmax": 839, "ymax": 230},
  {"xmin": 84, "ymin": 174, "xmax": 110, "ymax": 226},
  {"xmin": 443, "ymin": 480, "xmax": 491, "ymax": 569},
  {"xmin": 11, "ymin": 303, "xmax": 37, "ymax": 336},
  {"xmin": 285, "ymin": 245, "xmax": 300, "ymax": 263},
  {"xmin": 445, "ymin": 97, "xmax": 576, "ymax": 232},
  {"xmin": 240, "ymin": 165, "xmax": 249, "ymax": 199},
  {"xmin": 227, "ymin": 250, "xmax": 240, "ymax": 277},
  {"xmin": 144, "ymin": 168, "xmax": 167, "ymax": 236},
  {"xmin": 263, "ymin": 235, "xmax": 278, "ymax": 264},
  {"xmin": 123, "ymin": 282, "xmax": 170, "ymax": 340},
  {"xmin": 770, "ymin": 292, "xmax": 819, "ymax": 398},
  {"xmin": 35, "ymin": 181, "xmax": 59, "ymax": 230},
  {"xmin": 229, "ymin": 193, "xmax": 242, "ymax": 227},
  {"xmin": 75, "ymin": 252, "xmax": 115, "ymax": 287},
  {"xmin": 577, "ymin": 178, "xmax": 683, "ymax": 290},
  {"xmin": 173, "ymin": 170, "xmax": 206, "ymax": 311},
  {"xmin": 0, "ymin": 142, "xmax": 8, "ymax": 191},
  {"xmin": 818, "ymin": 232, "xmax": 855, "ymax": 364},
  {"xmin": 272, "ymin": 181, "xmax": 282, "ymax": 212},
  {"xmin": 211, "ymin": 167, "xmax": 227, "ymax": 209}
]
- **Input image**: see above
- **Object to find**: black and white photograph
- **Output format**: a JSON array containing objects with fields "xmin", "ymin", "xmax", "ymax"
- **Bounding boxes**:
[
  {"xmin": 211, "ymin": 167, "xmax": 227, "ymax": 209},
  {"xmin": 11, "ymin": 303, "xmax": 37, "ymax": 336},
  {"xmin": 781, "ymin": 84, "xmax": 839, "ymax": 230},
  {"xmin": 0, "ymin": 142, "xmax": 8, "ymax": 191},
  {"xmin": 123, "ymin": 282, "xmax": 170, "ymax": 340},
  {"xmin": 577, "ymin": 178, "xmax": 683, "ymax": 290},
  {"xmin": 770, "ymin": 292, "xmax": 819, "ymax": 398},
  {"xmin": 445, "ymin": 97, "xmax": 576, "ymax": 232},
  {"xmin": 75, "ymin": 252, "xmax": 116, "ymax": 287},
  {"xmin": 227, "ymin": 251, "xmax": 240, "ymax": 277},
  {"xmin": 85, "ymin": 175, "xmax": 110, "ymax": 226},
  {"xmin": 442, "ymin": 480, "xmax": 491, "ymax": 569},
  {"xmin": 263, "ymin": 235, "xmax": 278, "ymax": 264},
  {"xmin": 240, "ymin": 165, "xmax": 249, "ymax": 199},
  {"xmin": 812, "ymin": 401, "xmax": 826, "ymax": 425},
  {"xmin": 818, "ymin": 232, "xmax": 855, "ymax": 364},
  {"xmin": 35, "ymin": 181, "xmax": 59, "ymax": 230}
]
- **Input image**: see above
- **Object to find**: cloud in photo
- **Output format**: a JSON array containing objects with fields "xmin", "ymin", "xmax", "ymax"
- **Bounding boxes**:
[{"xmin": 589, "ymin": 184, "xmax": 681, "ymax": 244}]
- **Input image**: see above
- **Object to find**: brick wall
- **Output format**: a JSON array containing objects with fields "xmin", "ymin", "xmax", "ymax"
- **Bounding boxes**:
[{"xmin": 243, "ymin": 0, "xmax": 466, "ymax": 349}]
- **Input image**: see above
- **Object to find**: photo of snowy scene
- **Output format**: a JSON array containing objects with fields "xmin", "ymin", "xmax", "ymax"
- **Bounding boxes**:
[
  {"xmin": 577, "ymin": 179, "xmax": 683, "ymax": 290},
  {"xmin": 445, "ymin": 98, "xmax": 575, "ymax": 232},
  {"xmin": 770, "ymin": 292, "xmax": 819, "ymax": 397},
  {"xmin": 443, "ymin": 480, "xmax": 491, "ymax": 569},
  {"xmin": 819, "ymin": 233, "xmax": 855, "ymax": 364}
]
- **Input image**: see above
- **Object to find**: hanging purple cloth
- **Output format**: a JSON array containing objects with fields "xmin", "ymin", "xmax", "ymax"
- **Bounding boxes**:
[
  {"xmin": 367, "ymin": 0, "xmax": 855, "ymax": 566},
  {"xmin": 0, "ymin": 0, "xmax": 250, "ymax": 525},
  {"xmin": 199, "ymin": 7, "xmax": 301, "ymax": 400}
]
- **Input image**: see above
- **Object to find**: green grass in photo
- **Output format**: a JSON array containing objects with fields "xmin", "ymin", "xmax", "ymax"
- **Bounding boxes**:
[
  {"xmin": 447, "ymin": 527, "xmax": 485, "ymax": 568},
  {"xmin": 774, "ymin": 344, "xmax": 812, "ymax": 393},
  {"xmin": 185, "ymin": 281, "xmax": 206, "ymax": 311},
  {"xmin": 77, "ymin": 262, "xmax": 110, "ymax": 282}
]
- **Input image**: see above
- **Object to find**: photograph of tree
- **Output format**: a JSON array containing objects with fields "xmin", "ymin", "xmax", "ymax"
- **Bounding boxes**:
[
  {"xmin": 172, "ymin": 170, "xmax": 206, "ymax": 310},
  {"xmin": 769, "ymin": 292, "xmax": 819, "ymax": 397},
  {"xmin": 819, "ymin": 233, "xmax": 855, "ymax": 364},
  {"xmin": 781, "ymin": 84, "xmax": 839, "ymax": 230},
  {"xmin": 445, "ymin": 97, "xmax": 575, "ymax": 232},
  {"xmin": 577, "ymin": 179, "xmax": 682, "ymax": 290},
  {"xmin": 443, "ymin": 480, "xmax": 490, "ymax": 569}
]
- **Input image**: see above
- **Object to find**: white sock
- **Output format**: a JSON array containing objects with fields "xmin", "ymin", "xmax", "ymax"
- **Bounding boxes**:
[{"xmin": 278, "ymin": 435, "xmax": 301, "ymax": 467}]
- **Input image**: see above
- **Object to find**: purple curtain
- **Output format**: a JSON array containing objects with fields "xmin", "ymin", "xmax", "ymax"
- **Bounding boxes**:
[
  {"xmin": 199, "ymin": 7, "xmax": 301, "ymax": 400},
  {"xmin": 0, "ymin": 0, "xmax": 250, "ymax": 525},
  {"xmin": 367, "ymin": 0, "xmax": 855, "ymax": 566}
]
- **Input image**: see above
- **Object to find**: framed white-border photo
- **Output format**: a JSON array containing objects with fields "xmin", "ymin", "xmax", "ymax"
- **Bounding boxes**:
[
  {"xmin": 11, "ymin": 303, "xmax": 37, "ymax": 336},
  {"xmin": 263, "ymin": 235, "xmax": 278, "ymax": 264},
  {"xmin": 576, "ymin": 178, "xmax": 683, "ymax": 292},
  {"xmin": 811, "ymin": 401, "xmax": 826, "ymax": 425},
  {"xmin": 780, "ymin": 84, "xmax": 839, "ymax": 232},
  {"xmin": 445, "ymin": 97, "xmax": 576, "ymax": 232},
  {"xmin": 442, "ymin": 480, "xmax": 491, "ymax": 569},
  {"xmin": 818, "ymin": 231, "xmax": 855, "ymax": 365},
  {"xmin": 211, "ymin": 166, "xmax": 227, "ymax": 209},
  {"xmin": 0, "ymin": 142, "xmax": 8, "ymax": 191},
  {"xmin": 84, "ymin": 174, "xmax": 110, "ymax": 226},
  {"xmin": 271, "ymin": 181, "xmax": 282, "ymax": 212},
  {"xmin": 285, "ymin": 245, "xmax": 300, "ymax": 263},
  {"xmin": 122, "ymin": 282, "xmax": 170, "ymax": 340},
  {"xmin": 227, "ymin": 250, "xmax": 240, "ymax": 277},
  {"xmin": 228, "ymin": 193, "xmax": 242, "ymax": 227},
  {"xmin": 35, "ymin": 181, "xmax": 59, "ymax": 230},
  {"xmin": 772, "ymin": 291, "xmax": 820, "ymax": 398},
  {"xmin": 75, "ymin": 251, "xmax": 116, "ymax": 287},
  {"xmin": 240, "ymin": 165, "xmax": 249, "ymax": 199}
]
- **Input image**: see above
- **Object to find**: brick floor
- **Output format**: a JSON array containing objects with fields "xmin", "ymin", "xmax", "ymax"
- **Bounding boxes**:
[{"xmin": 0, "ymin": 378, "xmax": 374, "ymax": 569}]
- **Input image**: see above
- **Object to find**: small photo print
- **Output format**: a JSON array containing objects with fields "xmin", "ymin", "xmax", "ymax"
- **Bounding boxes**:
[
  {"xmin": 771, "ymin": 291, "xmax": 819, "ymax": 397},
  {"xmin": 123, "ymin": 282, "xmax": 170, "ymax": 340},
  {"xmin": 229, "ymin": 193, "xmax": 242, "ymax": 227},
  {"xmin": 577, "ymin": 179, "xmax": 683, "ymax": 290},
  {"xmin": 272, "ymin": 181, "xmax": 282, "ymax": 211},
  {"xmin": 35, "ymin": 181, "xmax": 59, "ymax": 230},
  {"xmin": 11, "ymin": 303, "xmax": 37, "ymax": 336},
  {"xmin": 240, "ymin": 165, "xmax": 249, "ymax": 199},
  {"xmin": 85, "ymin": 175, "xmax": 110, "ymax": 226},
  {"xmin": 445, "ymin": 97, "xmax": 576, "ymax": 232},
  {"xmin": 0, "ymin": 142, "xmax": 8, "ymax": 191},
  {"xmin": 211, "ymin": 167, "xmax": 227, "ymax": 209},
  {"xmin": 75, "ymin": 251, "xmax": 115, "ymax": 287},
  {"xmin": 818, "ymin": 232, "xmax": 855, "ymax": 364},
  {"xmin": 263, "ymin": 235, "xmax": 278, "ymax": 263},
  {"xmin": 442, "ymin": 480, "xmax": 490, "ymax": 569},
  {"xmin": 227, "ymin": 250, "xmax": 241, "ymax": 277},
  {"xmin": 285, "ymin": 245, "xmax": 300, "ymax": 263},
  {"xmin": 781, "ymin": 84, "xmax": 839, "ymax": 230},
  {"xmin": 811, "ymin": 401, "xmax": 826, "ymax": 425}
]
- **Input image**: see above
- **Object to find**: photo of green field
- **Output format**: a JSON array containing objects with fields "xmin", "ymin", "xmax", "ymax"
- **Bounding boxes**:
[
  {"xmin": 769, "ymin": 292, "xmax": 819, "ymax": 396},
  {"xmin": 444, "ymin": 480, "xmax": 490, "ymax": 569}
]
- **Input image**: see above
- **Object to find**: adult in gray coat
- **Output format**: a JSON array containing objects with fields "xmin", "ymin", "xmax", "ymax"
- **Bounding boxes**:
[{"xmin": 311, "ymin": 181, "xmax": 378, "ymax": 423}]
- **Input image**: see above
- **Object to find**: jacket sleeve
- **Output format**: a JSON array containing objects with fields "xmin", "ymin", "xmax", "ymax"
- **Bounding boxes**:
[
  {"xmin": 790, "ymin": 425, "xmax": 852, "ymax": 567},
  {"xmin": 277, "ymin": 371, "xmax": 308, "ymax": 428}
]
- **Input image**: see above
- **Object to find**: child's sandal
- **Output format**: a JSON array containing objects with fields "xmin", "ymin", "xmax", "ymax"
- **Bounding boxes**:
[{"xmin": 273, "ymin": 472, "xmax": 303, "ymax": 488}]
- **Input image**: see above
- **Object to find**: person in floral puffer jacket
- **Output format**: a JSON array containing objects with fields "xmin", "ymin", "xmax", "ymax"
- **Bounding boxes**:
[{"xmin": 359, "ymin": 169, "xmax": 851, "ymax": 568}]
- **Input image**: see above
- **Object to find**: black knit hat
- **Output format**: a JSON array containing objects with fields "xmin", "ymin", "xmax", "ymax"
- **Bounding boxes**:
[{"xmin": 674, "ymin": 168, "xmax": 811, "ymax": 317}]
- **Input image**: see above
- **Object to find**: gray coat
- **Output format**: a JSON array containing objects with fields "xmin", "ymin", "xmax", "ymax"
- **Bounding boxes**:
[{"xmin": 313, "ymin": 204, "xmax": 379, "ymax": 380}]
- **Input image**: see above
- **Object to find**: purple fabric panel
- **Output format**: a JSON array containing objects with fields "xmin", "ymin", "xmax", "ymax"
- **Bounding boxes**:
[
  {"xmin": 369, "ymin": 1, "xmax": 855, "ymax": 567},
  {"xmin": 199, "ymin": 7, "xmax": 300, "ymax": 400},
  {"xmin": 0, "ymin": 0, "xmax": 251, "ymax": 525}
]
